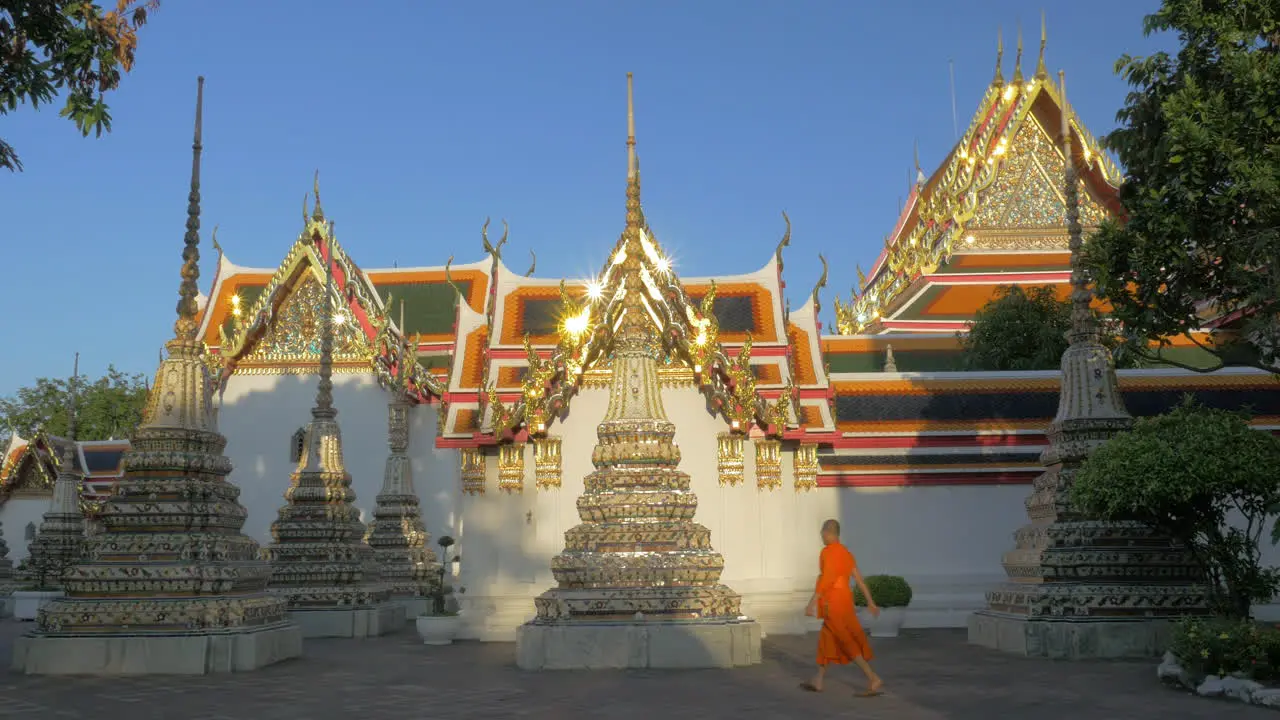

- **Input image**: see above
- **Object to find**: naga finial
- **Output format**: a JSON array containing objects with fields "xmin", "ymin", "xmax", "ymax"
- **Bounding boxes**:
[
  {"xmin": 525, "ymin": 249, "xmax": 537, "ymax": 277},
  {"xmin": 774, "ymin": 211, "xmax": 791, "ymax": 274},
  {"xmin": 211, "ymin": 224, "xmax": 222, "ymax": 257},
  {"xmin": 811, "ymin": 254, "xmax": 829, "ymax": 310},
  {"xmin": 443, "ymin": 256, "xmax": 466, "ymax": 301},
  {"xmin": 481, "ymin": 218, "xmax": 509, "ymax": 260}
]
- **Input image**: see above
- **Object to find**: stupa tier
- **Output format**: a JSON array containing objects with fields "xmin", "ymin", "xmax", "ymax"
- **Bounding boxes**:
[
  {"xmin": 264, "ymin": 222, "xmax": 403, "ymax": 638},
  {"xmin": 517, "ymin": 73, "xmax": 760, "ymax": 670},
  {"xmin": 366, "ymin": 390, "xmax": 440, "ymax": 615},
  {"xmin": 10, "ymin": 77, "xmax": 302, "ymax": 675},
  {"xmin": 967, "ymin": 72, "xmax": 1209, "ymax": 659},
  {"xmin": 538, "ymin": 347, "xmax": 741, "ymax": 621}
]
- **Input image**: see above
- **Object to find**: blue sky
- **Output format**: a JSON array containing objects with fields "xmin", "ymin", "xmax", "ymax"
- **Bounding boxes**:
[{"xmin": 0, "ymin": 0, "xmax": 1169, "ymax": 397}]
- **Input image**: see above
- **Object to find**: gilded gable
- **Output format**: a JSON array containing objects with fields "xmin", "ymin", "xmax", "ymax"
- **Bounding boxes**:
[
  {"xmin": 237, "ymin": 272, "xmax": 374, "ymax": 372},
  {"xmin": 970, "ymin": 116, "xmax": 1107, "ymax": 230}
]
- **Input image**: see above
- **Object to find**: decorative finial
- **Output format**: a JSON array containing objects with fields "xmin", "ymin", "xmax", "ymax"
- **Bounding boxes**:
[
  {"xmin": 625, "ymin": 72, "xmax": 641, "ymax": 233},
  {"xmin": 993, "ymin": 28, "xmax": 1005, "ymax": 86},
  {"xmin": 774, "ymin": 211, "xmax": 791, "ymax": 273},
  {"xmin": 67, "ymin": 352, "xmax": 80, "ymax": 441},
  {"xmin": 312, "ymin": 170, "xmax": 324, "ymax": 221},
  {"xmin": 1013, "ymin": 24, "xmax": 1025, "ymax": 83},
  {"xmin": 1035, "ymin": 10, "xmax": 1049, "ymax": 80},
  {"xmin": 525, "ymin": 249, "xmax": 537, "ymax": 277},
  {"xmin": 884, "ymin": 344, "xmax": 898, "ymax": 373},
  {"xmin": 173, "ymin": 76, "xmax": 205, "ymax": 341},
  {"xmin": 627, "ymin": 72, "xmax": 637, "ymax": 181},
  {"xmin": 913, "ymin": 140, "xmax": 925, "ymax": 186},
  {"xmin": 211, "ymin": 224, "xmax": 223, "ymax": 258}
]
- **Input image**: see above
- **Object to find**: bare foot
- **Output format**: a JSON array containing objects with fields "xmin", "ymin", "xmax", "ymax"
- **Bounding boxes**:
[
  {"xmin": 799, "ymin": 678, "xmax": 824, "ymax": 693},
  {"xmin": 856, "ymin": 679, "xmax": 884, "ymax": 697}
]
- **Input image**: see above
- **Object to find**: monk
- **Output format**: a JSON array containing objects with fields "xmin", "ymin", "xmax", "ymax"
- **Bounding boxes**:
[{"xmin": 800, "ymin": 519, "xmax": 884, "ymax": 697}]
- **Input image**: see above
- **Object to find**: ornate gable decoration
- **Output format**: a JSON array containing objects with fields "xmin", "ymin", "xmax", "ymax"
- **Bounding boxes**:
[
  {"xmin": 0, "ymin": 433, "xmax": 59, "ymax": 502},
  {"xmin": 235, "ymin": 270, "xmax": 372, "ymax": 372},
  {"xmin": 213, "ymin": 183, "xmax": 443, "ymax": 399},
  {"xmin": 834, "ymin": 58, "xmax": 1120, "ymax": 336},
  {"xmin": 480, "ymin": 74, "xmax": 794, "ymax": 441}
]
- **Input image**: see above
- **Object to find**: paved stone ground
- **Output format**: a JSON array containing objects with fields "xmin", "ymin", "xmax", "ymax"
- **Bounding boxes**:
[{"xmin": 0, "ymin": 619, "xmax": 1269, "ymax": 719}]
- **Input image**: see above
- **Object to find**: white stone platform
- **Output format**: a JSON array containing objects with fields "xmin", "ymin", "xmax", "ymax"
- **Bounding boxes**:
[
  {"xmin": 968, "ymin": 610, "xmax": 1174, "ymax": 659},
  {"xmin": 10, "ymin": 621, "xmax": 303, "ymax": 675},
  {"xmin": 289, "ymin": 603, "xmax": 406, "ymax": 638},
  {"xmin": 516, "ymin": 619, "xmax": 762, "ymax": 670},
  {"xmin": 394, "ymin": 596, "xmax": 431, "ymax": 620}
]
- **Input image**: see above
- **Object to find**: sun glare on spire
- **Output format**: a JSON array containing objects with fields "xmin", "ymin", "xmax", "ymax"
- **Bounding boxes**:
[
  {"xmin": 654, "ymin": 256, "xmax": 671, "ymax": 274},
  {"xmin": 585, "ymin": 281, "xmax": 604, "ymax": 301}
]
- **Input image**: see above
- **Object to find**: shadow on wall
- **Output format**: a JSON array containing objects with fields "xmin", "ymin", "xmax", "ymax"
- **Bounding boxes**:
[{"xmin": 214, "ymin": 372, "xmax": 462, "ymax": 556}]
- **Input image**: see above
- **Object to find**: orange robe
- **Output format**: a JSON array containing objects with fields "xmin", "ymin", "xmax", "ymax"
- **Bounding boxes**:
[{"xmin": 815, "ymin": 542, "xmax": 873, "ymax": 666}]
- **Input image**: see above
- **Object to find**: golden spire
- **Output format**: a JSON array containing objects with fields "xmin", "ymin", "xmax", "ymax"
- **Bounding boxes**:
[
  {"xmin": 1035, "ymin": 10, "xmax": 1049, "ymax": 80},
  {"xmin": 174, "ymin": 76, "xmax": 204, "ymax": 341},
  {"xmin": 1013, "ymin": 25, "xmax": 1025, "ymax": 83},
  {"xmin": 311, "ymin": 169, "xmax": 324, "ymax": 221},
  {"xmin": 992, "ymin": 28, "xmax": 1004, "ymax": 86}
]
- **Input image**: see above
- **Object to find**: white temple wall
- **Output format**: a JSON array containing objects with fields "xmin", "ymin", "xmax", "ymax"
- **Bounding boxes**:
[
  {"xmin": 0, "ymin": 496, "xmax": 51, "ymax": 563},
  {"xmin": 216, "ymin": 371, "xmax": 1041, "ymax": 637},
  {"xmin": 827, "ymin": 483, "xmax": 1030, "ymax": 629},
  {"xmin": 217, "ymin": 372, "xmax": 457, "ymax": 550}
]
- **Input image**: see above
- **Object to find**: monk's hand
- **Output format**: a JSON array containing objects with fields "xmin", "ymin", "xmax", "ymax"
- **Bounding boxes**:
[
  {"xmin": 868, "ymin": 603, "xmax": 881, "ymax": 618},
  {"xmin": 804, "ymin": 600, "xmax": 817, "ymax": 617}
]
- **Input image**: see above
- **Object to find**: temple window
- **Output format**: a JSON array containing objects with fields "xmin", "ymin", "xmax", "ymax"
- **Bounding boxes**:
[{"xmin": 24, "ymin": 522, "xmax": 35, "ymax": 541}]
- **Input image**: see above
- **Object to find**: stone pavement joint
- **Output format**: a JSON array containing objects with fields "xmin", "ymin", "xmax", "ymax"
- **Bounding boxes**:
[{"xmin": 0, "ymin": 619, "xmax": 1272, "ymax": 719}]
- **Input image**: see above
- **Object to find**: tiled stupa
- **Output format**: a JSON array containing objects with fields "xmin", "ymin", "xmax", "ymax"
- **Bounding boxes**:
[
  {"xmin": 17, "ymin": 444, "xmax": 86, "ymax": 590},
  {"xmin": 11, "ymin": 77, "xmax": 303, "ymax": 675},
  {"xmin": 517, "ymin": 74, "xmax": 760, "ymax": 670},
  {"xmin": 264, "ymin": 222, "xmax": 403, "ymax": 638},
  {"xmin": 366, "ymin": 336, "xmax": 440, "ymax": 616},
  {"xmin": 968, "ymin": 72, "xmax": 1208, "ymax": 659}
]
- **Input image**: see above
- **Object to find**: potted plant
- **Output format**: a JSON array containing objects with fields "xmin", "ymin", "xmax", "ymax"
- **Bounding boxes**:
[
  {"xmin": 415, "ymin": 536, "xmax": 463, "ymax": 645},
  {"xmin": 854, "ymin": 575, "xmax": 912, "ymax": 638}
]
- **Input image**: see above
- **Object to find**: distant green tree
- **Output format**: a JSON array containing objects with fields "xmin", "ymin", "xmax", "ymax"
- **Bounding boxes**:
[
  {"xmin": 0, "ymin": 366, "xmax": 148, "ymax": 442},
  {"xmin": 959, "ymin": 286, "xmax": 1136, "ymax": 371},
  {"xmin": 1083, "ymin": 0, "xmax": 1280, "ymax": 373},
  {"xmin": 0, "ymin": 0, "xmax": 160, "ymax": 171}
]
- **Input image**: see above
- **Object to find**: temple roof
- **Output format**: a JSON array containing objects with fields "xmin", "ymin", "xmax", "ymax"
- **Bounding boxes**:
[{"xmin": 834, "ymin": 29, "xmax": 1123, "ymax": 335}]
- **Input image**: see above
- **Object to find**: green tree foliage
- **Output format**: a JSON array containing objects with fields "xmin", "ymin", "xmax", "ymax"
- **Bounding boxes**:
[
  {"xmin": 959, "ymin": 286, "xmax": 1134, "ymax": 371},
  {"xmin": 1072, "ymin": 398, "xmax": 1280, "ymax": 619},
  {"xmin": 0, "ymin": 0, "xmax": 159, "ymax": 171},
  {"xmin": 1083, "ymin": 0, "xmax": 1280, "ymax": 373},
  {"xmin": 0, "ymin": 366, "xmax": 148, "ymax": 442}
]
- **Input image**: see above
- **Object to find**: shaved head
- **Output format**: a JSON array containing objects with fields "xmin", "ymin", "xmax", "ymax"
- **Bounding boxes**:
[{"xmin": 822, "ymin": 519, "xmax": 840, "ymax": 536}]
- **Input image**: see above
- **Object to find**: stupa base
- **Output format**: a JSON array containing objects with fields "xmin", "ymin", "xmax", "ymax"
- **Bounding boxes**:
[
  {"xmin": 10, "ymin": 621, "xmax": 303, "ymax": 675},
  {"xmin": 968, "ymin": 610, "xmax": 1176, "ymax": 659},
  {"xmin": 516, "ymin": 618, "xmax": 762, "ymax": 670},
  {"xmin": 289, "ymin": 603, "xmax": 406, "ymax": 638},
  {"xmin": 393, "ymin": 595, "xmax": 432, "ymax": 619}
]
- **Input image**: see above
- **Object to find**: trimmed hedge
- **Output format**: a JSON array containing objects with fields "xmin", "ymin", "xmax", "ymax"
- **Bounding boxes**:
[{"xmin": 853, "ymin": 575, "xmax": 912, "ymax": 608}]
